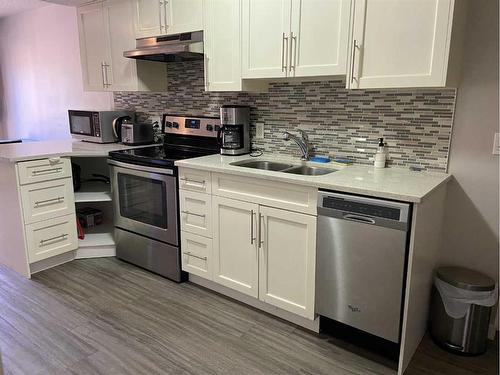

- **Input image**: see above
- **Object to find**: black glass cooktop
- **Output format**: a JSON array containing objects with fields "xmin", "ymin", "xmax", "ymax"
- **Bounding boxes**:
[{"xmin": 109, "ymin": 145, "xmax": 218, "ymax": 169}]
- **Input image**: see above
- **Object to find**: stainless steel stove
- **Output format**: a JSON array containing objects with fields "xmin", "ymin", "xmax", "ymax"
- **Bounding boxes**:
[{"xmin": 108, "ymin": 114, "xmax": 220, "ymax": 281}]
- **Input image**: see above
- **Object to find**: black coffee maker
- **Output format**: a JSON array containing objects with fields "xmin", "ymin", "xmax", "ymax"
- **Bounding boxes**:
[{"xmin": 217, "ymin": 105, "xmax": 250, "ymax": 155}]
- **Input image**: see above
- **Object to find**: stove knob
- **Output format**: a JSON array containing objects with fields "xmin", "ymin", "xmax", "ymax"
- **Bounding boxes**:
[
  {"xmin": 165, "ymin": 121, "xmax": 172, "ymax": 128},
  {"xmin": 172, "ymin": 122, "xmax": 179, "ymax": 129},
  {"xmin": 206, "ymin": 124, "xmax": 213, "ymax": 131}
]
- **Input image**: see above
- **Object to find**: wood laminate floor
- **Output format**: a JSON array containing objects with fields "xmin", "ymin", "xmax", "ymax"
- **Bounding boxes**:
[{"xmin": 0, "ymin": 258, "xmax": 497, "ymax": 375}]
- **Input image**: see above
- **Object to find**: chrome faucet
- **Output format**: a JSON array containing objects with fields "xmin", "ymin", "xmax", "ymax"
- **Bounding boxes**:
[{"xmin": 283, "ymin": 129, "xmax": 310, "ymax": 161}]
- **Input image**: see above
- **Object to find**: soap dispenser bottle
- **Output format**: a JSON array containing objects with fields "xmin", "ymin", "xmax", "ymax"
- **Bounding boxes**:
[{"xmin": 374, "ymin": 138, "xmax": 386, "ymax": 168}]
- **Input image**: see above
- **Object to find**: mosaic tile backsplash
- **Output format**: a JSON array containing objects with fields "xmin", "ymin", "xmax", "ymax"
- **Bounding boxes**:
[{"xmin": 114, "ymin": 60, "xmax": 456, "ymax": 171}]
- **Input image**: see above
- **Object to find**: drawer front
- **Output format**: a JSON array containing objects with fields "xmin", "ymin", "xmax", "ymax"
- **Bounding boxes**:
[
  {"xmin": 18, "ymin": 157, "xmax": 72, "ymax": 185},
  {"xmin": 26, "ymin": 214, "xmax": 78, "ymax": 263},
  {"xmin": 20, "ymin": 179, "xmax": 75, "ymax": 224},
  {"xmin": 181, "ymin": 231, "xmax": 212, "ymax": 280},
  {"xmin": 179, "ymin": 190, "xmax": 212, "ymax": 237},
  {"xmin": 179, "ymin": 168, "xmax": 211, "ymax": 194},
  {"xmin": 212, "ymin": 173, "xmax": 318, "ymax": 215}
]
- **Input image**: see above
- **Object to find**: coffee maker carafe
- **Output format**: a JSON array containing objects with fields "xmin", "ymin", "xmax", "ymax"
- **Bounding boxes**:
[{"xmin": 218, "ymin": 105, "xmax": 250, "ymax": 155}]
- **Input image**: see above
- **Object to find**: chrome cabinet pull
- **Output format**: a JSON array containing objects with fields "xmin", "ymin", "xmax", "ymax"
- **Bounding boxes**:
[
  {"xmin": 180, "ymin": 177, "xmax": 206, "ymax": 185},
  {"xmin": 101, "ymin": 61, "xmax": 107, "ymax": 88},
  {"xmin": 40, "ymin": 234, "xmax": 67, "ymax": 245},
  {"xmin": 250, "ymin": 210, "xmax": 256, "ymax": 244},
  {"xmin": 164, "ymin": 0, "xmax": 168, "ymax": 30},
  {"xmin": 281, "ymin": 33, "xmax": 289, "ymax": 72},
  {"xmin": 159, "ymin": 0, "xmax": 164, "ymax": 30},
  {"xmin": 289, "ymin": 31, "xmax": 297, "ymax": 72},
  {"xmin": 32, "ymin": 167, "xmax": 63, "ymax": 175},
  {"xmin": 103, "ymin": 62, "xmax": 110, "ymax": 87},
  {"xmin": 183, "ymin": 252, "xmax": 207, "ymax": 261},
  {"xmin": 34, "ymin": 196, "xmax": 64, "ymax": 206},
  {"xmin": 258, "ymin": 213, "xmax": 264, "ymax": 248},
  {"xmin": 181, "ymin": 210, "xmax": 206, "ymax": 218},
  {"xmin": 350, "ymin": 40, "xmax": 358, "ymax": 84}
]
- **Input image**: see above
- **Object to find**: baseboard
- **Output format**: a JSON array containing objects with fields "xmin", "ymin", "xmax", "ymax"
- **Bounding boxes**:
[
  {"xmin": 189, "ymin": 274, "xmax": 320, "ymax": 333},
  {"xmin": 29, "ymin": 251, "xmax": 76, "ymax": 275},
  {"xmin": 75, "ymin": 246, "xmax": 116, "ymax": 259}
]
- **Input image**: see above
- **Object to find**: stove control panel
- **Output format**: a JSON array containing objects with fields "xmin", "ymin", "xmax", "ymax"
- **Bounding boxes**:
[{"xmin": 163, "ymin": 115, "xmax": 221, "ymax": 138}]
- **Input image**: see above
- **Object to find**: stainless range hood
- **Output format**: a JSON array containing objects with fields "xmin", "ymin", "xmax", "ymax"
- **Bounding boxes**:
[{"xmin": 124, "ymin": 31, "xmax": 203, "ymax": 62}]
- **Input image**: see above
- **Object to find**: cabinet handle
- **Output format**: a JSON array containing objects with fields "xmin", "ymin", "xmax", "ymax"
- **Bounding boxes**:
[
  {"xmin": 103, "ymin": 62, "xmax": 111, "ymax": 87},
  {"xmin": 101, "ymin": 61, "xmax": 106, "ymax": 88},
  {"xmin": 350, "ymin": 40, "xmax": 358, "ymax": 84},
  {"xmin": 281, "ymin": 33, "xmax": 289, "ymax": 72},
  {"xmin": 289, "ymin": 32, "xmax": 297, "ymax": 72},
  {"xmin": 164, "ymin": 0, "xmax": 168, "ymax": 29},
  {"xmin": 250, "ymin": 210, "xmax": 256, "ymax": 244},
  {"xmin": 40, "ymin": 233, "xmax": 67, "ymax": 245},
  {"xmin": 35, "ymin": 196, "xmax": 64, "ymax": 207},
  {"xmin": 159, "ymin": 1, "xmax": 164, "ymax": 30},
  {"xmin": 204, "ymin": 55, "xmax": 209, "ymax": 90},
  {"xmin": 181, "ymin": 210, "xmax": 205, "ymax": 218},
  {"xmin": 258, "ymin": 213, "xmax": 264, "ymax": 248},
  {"xmin": 32, "ymin": 167, "xmax": 63, "ymax": 175},
  {"xmin": 183, "ymin": 252, "xmax": 207, "ymax": 261},
  {"xmin": 180, "ymin": 177, "xmax": 206, "ymax": 185}
]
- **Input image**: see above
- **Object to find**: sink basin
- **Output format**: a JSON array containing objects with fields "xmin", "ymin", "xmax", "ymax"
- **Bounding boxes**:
[
  {"xmin": 230, "ymin": 160, "xmax": 293, "ymax": 171},
  {"xmin": 283, "ymin": 165, "xmax": 336, "ymax": 176}
]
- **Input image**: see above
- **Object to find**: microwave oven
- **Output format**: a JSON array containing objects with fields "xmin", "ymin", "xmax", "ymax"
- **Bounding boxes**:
[{"xmin": 68, "ymin": 110, "xmax": 135, "ymax": 143}]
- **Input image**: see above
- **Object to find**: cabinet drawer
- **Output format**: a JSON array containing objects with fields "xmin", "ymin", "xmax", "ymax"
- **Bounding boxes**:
[
  {"xmin": 212, "ymin": 173, "xmax": 317, "ymax": 215},
  {"xmin": 179, "ymin": 168, "xmax": 211, "ymax": 193},
  {"xmin": 18, "ymin": 157, "xmax": 72, "ymax": 185},
  {"xmin": 25, "ymin": 214, "xmax": 78, "ymax": 263},
  {"xmin": 179, "ymin": 190, "xmax": 212, "ymax": 237},
  {"xmin": 181, "ymin": 231, "xmax": 212, "ymax": 280},
  {"xmin": 20, "ymin": 179, "xmax": 75, "ymax": 224}
]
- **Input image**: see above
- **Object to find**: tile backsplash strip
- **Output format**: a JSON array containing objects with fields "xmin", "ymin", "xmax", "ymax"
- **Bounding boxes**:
[{"xmin": 114, "ymin": 60, "xmax": 456, "ymax": 171}]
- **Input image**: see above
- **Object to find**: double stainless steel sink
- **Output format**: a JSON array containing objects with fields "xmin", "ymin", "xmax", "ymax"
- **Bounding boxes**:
[{"xmin": 230, "ymin": 160, "xmax": 336, "ymax": 176}]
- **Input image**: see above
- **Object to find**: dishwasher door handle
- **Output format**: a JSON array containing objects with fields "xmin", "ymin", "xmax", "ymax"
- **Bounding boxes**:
[{"xmin": 343, "ymin": 214, "xmax": 376, "ymax": 225}]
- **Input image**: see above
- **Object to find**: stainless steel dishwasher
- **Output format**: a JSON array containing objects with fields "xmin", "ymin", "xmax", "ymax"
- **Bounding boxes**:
[{"xmin": 316, "ymin": 190, "xmax": 411, "ymax": 343}]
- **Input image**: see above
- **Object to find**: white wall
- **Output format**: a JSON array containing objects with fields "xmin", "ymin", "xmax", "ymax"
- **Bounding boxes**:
[
  {"xmin": 0, "ymin": 4, "xmax": 112, "ymax": 140},
  {"xmin": 441, "ymin": 2, "xmax": 499, "ymax": 281}
]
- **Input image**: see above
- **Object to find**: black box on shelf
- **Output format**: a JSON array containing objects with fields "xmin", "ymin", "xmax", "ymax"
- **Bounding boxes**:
[{"xmin": 77, "ymin": 207, "xmax": 103, "ymax": 228}]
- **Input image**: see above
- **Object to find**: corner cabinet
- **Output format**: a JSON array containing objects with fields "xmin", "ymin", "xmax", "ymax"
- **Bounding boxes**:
[
  {"xmin": 77, "ymin": 0, "xmax": 166, "ymax": 92},
  {"xmin": 347, "ymin": 0, "xmax": 461, "ymax": 89},
  {"xmin": 241, "ymin": 0, "xmax": 350, "ymax": 79},
  {"xmin": 134, "ymin": 0, "xmax": 203, "ymax": 38},
  {"xmin": 179, "ymin": 168, "xmax": 317, "ymax": 320}
]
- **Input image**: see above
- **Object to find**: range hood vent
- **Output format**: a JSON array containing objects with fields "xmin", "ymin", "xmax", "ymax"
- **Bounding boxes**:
[{"xmin": 124, "ymin": 31, "xmax": 203, "ymax": 62}]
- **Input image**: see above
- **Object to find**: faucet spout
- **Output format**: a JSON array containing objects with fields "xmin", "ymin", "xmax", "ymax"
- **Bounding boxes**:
[{"xmin": 283, "ymin": 130, "xmax": 310, "ymax": 161}]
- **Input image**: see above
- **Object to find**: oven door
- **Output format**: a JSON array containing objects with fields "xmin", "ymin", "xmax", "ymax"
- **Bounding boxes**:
[{"xmin": 109, "ymin": 160, "xmax": 178, "ymax": 246}]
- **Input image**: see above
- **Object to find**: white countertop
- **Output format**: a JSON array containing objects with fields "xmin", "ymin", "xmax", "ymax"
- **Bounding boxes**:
[
  {"xmin": 0, "ymin": 139, "xmax": 159, "ymax": 162},
  {"xmin": 175, "ymin": 154, "xmax": 451, "ymax": 203}
]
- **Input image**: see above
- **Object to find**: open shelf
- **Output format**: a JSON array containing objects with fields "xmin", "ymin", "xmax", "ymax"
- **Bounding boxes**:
[
  {"xmin": 78, "ymin": 220, "xmax": 115, "ymax": 248},
  {"xmin": 74, "ymin": 182, "xmax": 112, "ymax": 203}
]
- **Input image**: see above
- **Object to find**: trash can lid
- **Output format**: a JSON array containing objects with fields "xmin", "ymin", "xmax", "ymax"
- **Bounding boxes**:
[{"xmin": 437, "ymin": 267, "xmax": 495, "ymax": 291}]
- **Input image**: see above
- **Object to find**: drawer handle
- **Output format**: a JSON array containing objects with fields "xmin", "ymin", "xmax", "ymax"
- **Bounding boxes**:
[
  {"xmin": 34, "ymin": 196, "xmax": 64, "ymax": 206},
  {"xmin": 40, "ymin": 233, "xmax": 68, "ymax": 245},
  {"xmin": 180, "ymin": 177, "xmax": 206, "ymax": 185},
  {"xmin": 183, "ymin": 252, "xmax": 207, "ymax": 261},
  {"xmin": 32, "ymin": 167, "xmax": 63, "ymax": 175},
  {"xmin": 181, "ymin": 210, "xmax": 206, "ymax": 218}
]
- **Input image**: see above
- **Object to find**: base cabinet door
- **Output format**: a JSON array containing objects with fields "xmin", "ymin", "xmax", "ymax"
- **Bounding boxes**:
[
  {"xmin": 212, "ymin": 196, "xmax": 259, "ymax": 298},
  {"xmin": 258, "ymin": 206, "xmax": 316, "ymax": 319}
]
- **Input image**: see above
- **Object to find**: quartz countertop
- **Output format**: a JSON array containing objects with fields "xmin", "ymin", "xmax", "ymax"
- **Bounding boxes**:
[
  {"xmin": 0, "ymin": 139, "xmax": 159, "ymax": 162},
  {"xmin": 175, "ymin": 154, "xmax": 451, "ymax": 203}
]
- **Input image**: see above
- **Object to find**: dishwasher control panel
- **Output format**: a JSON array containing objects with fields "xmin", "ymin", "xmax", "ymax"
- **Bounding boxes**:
[{"xmin": 322, "ymin": 196, "xmax": 401, "ymax": 221}]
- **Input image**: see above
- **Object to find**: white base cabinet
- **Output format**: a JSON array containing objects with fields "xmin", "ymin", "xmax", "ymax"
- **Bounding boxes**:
[{"xmin": 179, "ymin": 168, "xmax": 317, "ymax": 320}]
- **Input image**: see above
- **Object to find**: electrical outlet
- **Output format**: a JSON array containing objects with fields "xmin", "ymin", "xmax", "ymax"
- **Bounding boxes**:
[
  {"xmin": 256, "ymin": 123, "xmax": 264, "ymax": 139},
  {"xmin": 493, "ymin": 133, "xmax": 500, "ymax": 155}
]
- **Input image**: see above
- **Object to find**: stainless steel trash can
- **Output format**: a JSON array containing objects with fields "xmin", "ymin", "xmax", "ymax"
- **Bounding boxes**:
[{"xmin": 430, "ymin": 267, "xmax": 496, "ymax": 355}]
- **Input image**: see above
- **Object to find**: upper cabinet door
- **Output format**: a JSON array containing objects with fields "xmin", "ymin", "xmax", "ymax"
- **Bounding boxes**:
[
  {"xmin": 134, "ymin": 0, "xmax": 164, "ymax": 38},
  {"xmin": 103, "ymin": 0, "xmax": 138, "ymax": 91},
  {"xmin": 258, "ymin": 206, "xmax": 316, "ymax": 320},
  {"xmin": 212, "ymin": 196, "xmax": 259, "ymax": 298},
  {"xmin": 348, "ymin": 0, "xmax": 455, "ymax": 89},
  {"xmin": 165, "ymin": 0, "xmax": 203, "ymax": 35},
  {"xmin": 77, "ymin": 3, "xmax": 108, "ymax": 91},
  {"xmin": 241, "ymin": 0, "xmax": 292, "ymax": 79},
  {"xmin": 290, "ymin": 0, "xmax": 350, "ymax": 77}
]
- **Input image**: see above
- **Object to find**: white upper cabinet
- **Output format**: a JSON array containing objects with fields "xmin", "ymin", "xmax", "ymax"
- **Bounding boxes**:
[
  {"xmin": 290, "ymin": 0, "xmax": 350, "ymax": 77},
  {"xmin": 347, "ymin": 0, "xmax": 457, "ymax": 89},
  {"xmin": 134, "ymin": 0, "xmax": 203, "ymax": 38},
  {"xmin": 78, "ymin": 0, "xmax": 167, "ymax": 92},
  {"xmin": 242, "ymin": 0, "xmax": 350, "ymax": 79}
]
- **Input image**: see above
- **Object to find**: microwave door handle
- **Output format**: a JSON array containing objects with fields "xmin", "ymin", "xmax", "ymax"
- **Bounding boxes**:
[{"xmin": 112, "ymin": 117, "xmax": 120, "ymax": 141}]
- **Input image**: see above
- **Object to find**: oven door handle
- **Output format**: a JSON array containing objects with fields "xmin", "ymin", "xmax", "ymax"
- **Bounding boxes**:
[{"xmin": 107, "ymin": 159, "xmax": 174, "ymax": 175}]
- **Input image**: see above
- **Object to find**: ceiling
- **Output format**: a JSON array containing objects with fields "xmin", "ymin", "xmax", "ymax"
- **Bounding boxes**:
[{"xmin": 0, "ymin": 0, "xmax": 46, "ymax": 18}]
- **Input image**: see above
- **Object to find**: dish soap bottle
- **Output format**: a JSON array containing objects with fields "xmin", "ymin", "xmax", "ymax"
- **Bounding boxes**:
[{"xmin": 374, "ymin": 138, "xmax": 386, "ymax": 169}]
